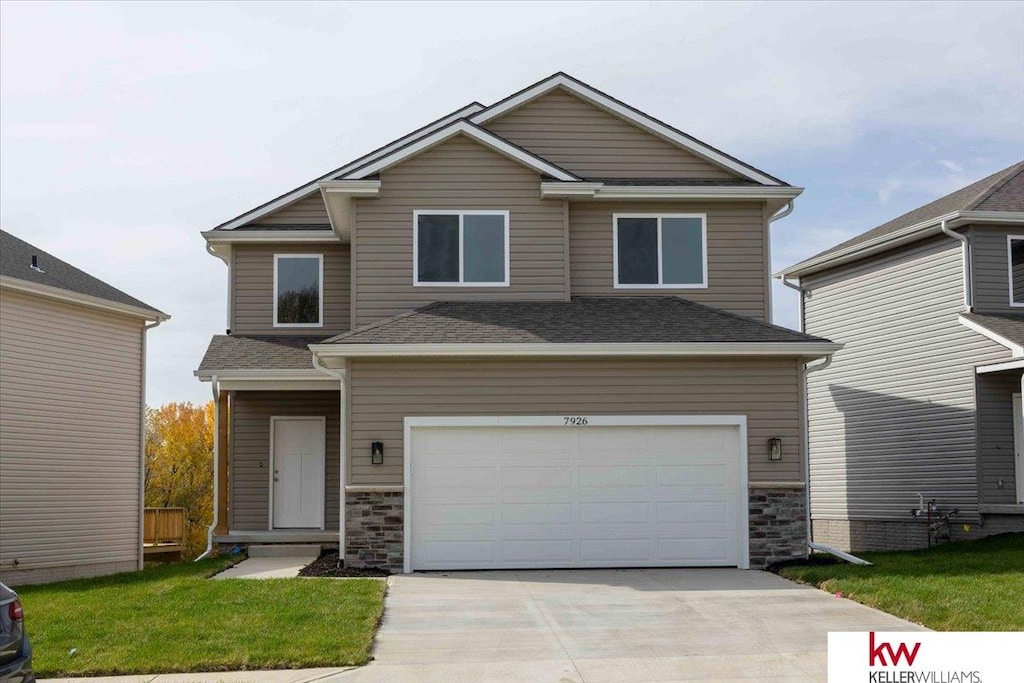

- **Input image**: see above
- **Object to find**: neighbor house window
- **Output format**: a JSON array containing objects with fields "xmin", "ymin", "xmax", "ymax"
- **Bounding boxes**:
[
  {"xmin": 414, "ymin": 210, "xmax": 509, "ymax": 286},
  {"xmin": 1010, "ymin": 236, "xmax": 1024, "ymax": 307},
  {"xmin": 613, "ymin": 214, "xmax": 707, "ymax": 288},
  {"xmin": 274, "ymin": 254, "xmax": 323, "ymax": 327}
]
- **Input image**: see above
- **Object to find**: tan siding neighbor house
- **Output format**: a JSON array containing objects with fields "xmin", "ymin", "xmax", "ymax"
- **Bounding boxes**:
[
  {"xmin": 0, "ymin": 230, "xmax": 167, "ymax": 586},
  {"xmin": 197, "ymin": 73, "xmax": 836, "ymax": 572}
]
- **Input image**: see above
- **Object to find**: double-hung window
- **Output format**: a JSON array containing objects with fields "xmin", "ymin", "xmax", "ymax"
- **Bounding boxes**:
[
  {"xmin": 414, "ymin": 210, "xmax": 509, "ymax": 286},
  {"xmin": 273, "ymin": 254, "xmax": 323, "ymax": 327},
  {"xmin": 613, "ymin": 214, "xmax": 707, "ymax": 288},
  {"xmin": 1009, "ymin": 235, "xmax": 1024, "ymax": 307}
]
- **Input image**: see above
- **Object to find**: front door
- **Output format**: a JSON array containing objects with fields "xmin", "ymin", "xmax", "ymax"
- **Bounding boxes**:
[
  {"xmin": 271, "ymin": 417, "xmax": 325, "ymax": 529},
  {"xmin": 1014, "ymin": 394, "xmax": 1023, "ymax": 504}
]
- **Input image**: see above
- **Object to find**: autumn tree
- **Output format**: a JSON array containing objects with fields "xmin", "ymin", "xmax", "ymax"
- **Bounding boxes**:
[{"xmin": 145, "ymin": 401, "xmax": 213, "ymax": 559}]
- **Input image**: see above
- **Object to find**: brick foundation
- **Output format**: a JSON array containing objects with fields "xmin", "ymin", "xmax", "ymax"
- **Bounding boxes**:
[
  {"xmin": 345, "ymin": 490, "xmax": 404, "ymax": 570},
  {"xmin": 748, "ymin": 486, "xmax": 808, "ymax": 568}
]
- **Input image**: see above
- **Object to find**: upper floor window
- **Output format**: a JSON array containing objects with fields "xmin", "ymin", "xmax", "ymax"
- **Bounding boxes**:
[
  {"xmin": 274, "ymin": 254, "xmax": 323, "ymax": 327},
  {"xmin": 414, "ymin": 210, "xmax": 509, "ymax": 287},
  {"xmin": 613, "ymin": 214, "xmax": 707, "ymax": 289},
  {"xmin": 1009, "ymin": 236, "xmax": 1024, "ymax": 307}
]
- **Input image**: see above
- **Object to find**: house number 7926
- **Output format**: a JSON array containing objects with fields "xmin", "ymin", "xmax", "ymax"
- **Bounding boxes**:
[{"xmin": 564, "ymin": 417, "xmax": 589, "ymax": 426}]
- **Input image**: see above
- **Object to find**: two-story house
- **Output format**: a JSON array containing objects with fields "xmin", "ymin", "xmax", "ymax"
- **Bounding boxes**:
[
  {"xmin": 196, "ymin": 73, "xmax": 839, "ymax": 572},
  {"xmin": 778, "ymin": 162, "xmax": 1024, "ymax": 551}
]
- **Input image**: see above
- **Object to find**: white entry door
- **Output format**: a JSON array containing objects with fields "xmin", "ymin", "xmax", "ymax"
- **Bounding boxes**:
[
  {"xmin": 271, "ymin": 417, "xmax": 325, "ymax": 529},
  {"xmin": 407, "ymin": 418, "xmax": 746, "ymax": 571}
]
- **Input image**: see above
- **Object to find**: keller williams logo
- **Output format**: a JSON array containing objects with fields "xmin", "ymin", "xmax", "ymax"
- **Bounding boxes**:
[{"xmin": 869, "ymin": 632, "xmax": 922, "ymax": 667}]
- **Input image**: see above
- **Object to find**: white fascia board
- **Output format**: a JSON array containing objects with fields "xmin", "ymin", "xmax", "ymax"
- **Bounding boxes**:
[
  {"xmin": 541, "ymin": 182, "xmax": 803, "ymax": 201},
  {"xmin": 310, "ymin": 341, "xmax": 842, "ymax": 358},
  {"xmin": 958, "ymin": 315, "xmax": 1024, "ymax": 356},
  {"xmin": 960, "ymin": 211, "xmax": 1024, "ymax": 225},
  {"xmin": 0, "ymin": 276, "xmax": 168, "ymax": 321},
  {"xmin": 774, "ymin": 212, "xmax": 964, "ymax": 279},
  {"xmin": 470, "ymin": 74, "xmax": 781, "ymax": 186},
  {"xmin": 217, "ymin": 379, "xmax": 340, "ymax": 391},
  {"xmin": 975, "ymin": 358, "xmax": 1024, "ymax": 374},
  {"xmin": 318, "ymin": 180, "xmax": 381, "ymax": 195},
  {"xmin": 341, "ymin": 120, "xmax": 579, "ymax": 182},
  {"xmin": 201, "ymin": 230, "xmax": 341, "ymax": 243},
  {"xmin": 194, "ymin": 369, "xmax": 339, "ymax": 382},
  {"xmin": 212, "ymin": 103, "xmax": 485, "ymax": 231}
]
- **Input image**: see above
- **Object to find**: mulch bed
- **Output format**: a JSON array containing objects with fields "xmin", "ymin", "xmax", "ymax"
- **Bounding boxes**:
[{"xmin": 298, "ymin": 551, "xmax": 391, "ymax": 578}]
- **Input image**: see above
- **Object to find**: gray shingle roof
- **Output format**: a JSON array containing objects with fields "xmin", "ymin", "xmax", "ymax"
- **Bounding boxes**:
[
  {"xmin": 198, "ymin": 335, "xmax": 329, "ymax": 371},
  {"xmin": 323, "ymin": 297, "xmax": 831, "ymax": 345},
  {"xmin": 0, "ymin": 230, "xmax": 165, "ymax": 316},
  {"xmin": 961, "ymin": 312, "xmax": 1024, "ymax": 350},
  {"xmin": 787, "ymin": 161, "xmax": 1024, "ymax": 273}
]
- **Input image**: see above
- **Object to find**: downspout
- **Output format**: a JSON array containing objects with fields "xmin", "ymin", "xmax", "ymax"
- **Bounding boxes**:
[
  {"xmin": 195, "ymin": 373, "xmax": 220, "ymax": 561},
  {"xmin": 139, "ymin": 317, "xmax": 164, "ymax": 570},
  {"xmin": 312, "ymin": 354, "xmax": 347, "ymax": 560},
  {"xmin": 766, "ymin": 201, "xmax": 795, "ymax": 323},
  {"xmin": 940, "ymin": 219, "xmax": 973, "ymax": 311},
  {"xmin": 801, "ymin": 354, "xmax": 872, "ymax": 566}
]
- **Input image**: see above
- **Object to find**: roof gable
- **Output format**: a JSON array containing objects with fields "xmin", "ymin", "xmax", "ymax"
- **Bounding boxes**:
[
  {"xmin": 471, "ymin": 73, "xmax": 784, "ymax": 186},
  {"xmin": 483, "ymin": 87, "xmax": 740, "ymax": 181}
]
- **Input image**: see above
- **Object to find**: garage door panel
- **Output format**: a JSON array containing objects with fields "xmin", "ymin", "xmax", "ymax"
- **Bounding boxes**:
[{"xmin": 409, "ymin": 421, "xmax": 744, "ymax": 570}]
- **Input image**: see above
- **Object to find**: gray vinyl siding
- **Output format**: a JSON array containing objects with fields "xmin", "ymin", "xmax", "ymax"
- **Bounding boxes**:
[
  {"xmin": 969, "ymin": 224, "xmax": 1024, "ymax": 313},
  {"xmin": 568, "ymin": 201, "xmax": 768, "ymax": 320},
  {"xmin": 246, "ymin": 193, "xmax": 330, "ymax": 226},
  {"xmin": 976, "ymin": 372, "xmax": 1021, "ymax": 505},
  {"xmin": 229, "ymin": 391, "xmax": 340, "ymax": 531},
  {"xmin": 801, "ymin": 236, "xmax": 1012, "ymax": 522},
  {"xmin": 483, "ymin": 88, "xmax": 738, "ymax": 180},
  {"xmin": 0, "ymin": 288, "xmax": 144, "ymax": 584},
  {"xmin": 347, "ymin": 357, "xmax": 803, "ymax": 485},
  {"xmin": 231, "ymin": 243, "xmax": 350, "ymax": 335},
  {"xmin": 352, "ymin": 134, "xmax": 567, "ymax": 328}
]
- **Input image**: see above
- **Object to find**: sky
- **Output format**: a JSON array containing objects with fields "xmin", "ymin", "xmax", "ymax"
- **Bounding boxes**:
[{"xmin": 1, "ymin": 1, "xmax": 1022, "ymax": 405}]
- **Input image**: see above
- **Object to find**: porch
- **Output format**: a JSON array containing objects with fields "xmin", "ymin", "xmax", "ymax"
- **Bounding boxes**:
[{"xmin": 975, "ymin": 359, "xmax": 1024, "ymax": 514}]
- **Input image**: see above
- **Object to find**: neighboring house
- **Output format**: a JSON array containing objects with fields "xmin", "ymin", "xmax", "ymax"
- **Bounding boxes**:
[
  {"xmin": 778, "ymin": 162, "xmax": 1024, "ymax": 551},
  {"xmin": 0, "ymin": 230, "xmax": 168, "ymax": 585},
  {"xmin": 196, "ymin": 73, "xmax": 839, "ymax": 572}
]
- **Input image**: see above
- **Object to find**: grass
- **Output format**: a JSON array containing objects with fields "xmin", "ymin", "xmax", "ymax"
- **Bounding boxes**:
[
  {"xmin": 778, "ymin": 533, "xmax": 1024, "ymax": 631},
  {"xmin": 16, "ymin": 556, "xmax": 387, "ymax": 677}
]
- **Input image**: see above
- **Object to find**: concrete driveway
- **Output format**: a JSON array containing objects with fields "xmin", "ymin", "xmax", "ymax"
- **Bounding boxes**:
[{"xmin": 336, "ymin": 568, "xmax": 927, "ymax": 683}]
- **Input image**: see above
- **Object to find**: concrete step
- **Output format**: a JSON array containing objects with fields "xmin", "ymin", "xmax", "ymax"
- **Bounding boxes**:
[{"xmin": 247, "ymin": 544, "xmax": 321, "ymax": 558}]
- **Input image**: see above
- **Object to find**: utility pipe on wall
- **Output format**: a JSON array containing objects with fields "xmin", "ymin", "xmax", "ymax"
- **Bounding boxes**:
[{"xmin": 196, "ymin": 374, "xmax": 220, "ymax": 561}]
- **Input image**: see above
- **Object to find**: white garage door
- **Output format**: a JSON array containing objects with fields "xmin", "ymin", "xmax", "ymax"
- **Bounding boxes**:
[{"xmin": 406, "ymin": 417, "xmax": 747, "ymax": 571}]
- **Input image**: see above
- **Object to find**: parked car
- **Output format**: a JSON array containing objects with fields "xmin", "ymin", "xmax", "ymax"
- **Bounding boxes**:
[{"xmin": 0, "ymin": 583, "xmax": 33, "ymax": 683}]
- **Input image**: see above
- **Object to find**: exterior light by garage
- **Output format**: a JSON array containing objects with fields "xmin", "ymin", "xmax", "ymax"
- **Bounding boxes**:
[
  {"xmin": 371, "ymin": 441, "xmax": 384, "ymax": 465},
  {"xmin": 767, "ymin": 437, "xmax": 783, "ymax": 461}
]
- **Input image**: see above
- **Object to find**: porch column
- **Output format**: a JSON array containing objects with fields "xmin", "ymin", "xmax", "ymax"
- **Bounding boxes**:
[{"xmin": 215, "ymin": 392, "xmax": 229, "ymax": 536}]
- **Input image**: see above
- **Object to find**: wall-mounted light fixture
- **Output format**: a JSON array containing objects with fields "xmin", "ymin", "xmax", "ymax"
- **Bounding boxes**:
[
  {"xmin": 371, "ymin": 441, "xmax": 384, "ymax": 465},
  {"xmin": 767, "ymin": 437, "xmax": 783, "ymax": 462}
]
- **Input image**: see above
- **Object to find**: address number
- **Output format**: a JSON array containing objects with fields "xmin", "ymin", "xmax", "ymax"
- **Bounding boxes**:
[{"xmin": 564, "ymin": 417, "xmax": 589, "ymax": 426}]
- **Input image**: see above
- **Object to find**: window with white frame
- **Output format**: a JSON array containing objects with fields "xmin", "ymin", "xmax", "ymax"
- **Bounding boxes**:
[
  {"xmin": 614, "ymin": 214, "xmax": 707, "ymax": 288},
  {"xmin": 414, "ymin": 210, "xmax": 509, "ymax": 286},
  {"xmin": 1010, "ymin": 236, "xmax": 1024, "ymax": 307},
  {"xmin": 274, "ymin": 254, "xmax": 323, "ymax": 326}
]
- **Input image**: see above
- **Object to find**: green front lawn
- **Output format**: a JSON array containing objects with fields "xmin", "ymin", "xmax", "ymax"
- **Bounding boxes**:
[
  {"xmin": 16, "ymin": 557, "xmax": 387, "ymax": 677},
  {"xmin": 778, "ymin": 533, "xmax": 1024, "ymax": 631}
]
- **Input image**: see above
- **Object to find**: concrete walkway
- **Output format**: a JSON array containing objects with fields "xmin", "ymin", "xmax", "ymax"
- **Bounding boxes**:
[
  {"xmin": 40, "ymin": 568, "xmax": 927, "ymax": 683},
  {"xmin": 212, "ymin": 555, "xmax": 318, "ymax": 580}
]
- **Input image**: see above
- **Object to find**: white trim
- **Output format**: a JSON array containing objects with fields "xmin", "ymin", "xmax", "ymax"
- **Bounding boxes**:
[
  {"xmin": 470, "ymin": 74, "xmax": 781, "ymax": 186},
  {"xmin": 213, "ymin": 103, "xmax": 485, "ymax": 231},
  {"xmin": 269, "ymin": 416, "xmax": 327, "ymax": 530},
  {"xmin": 195, "ymin": 369, "xmax": 339, "ymax": 381},
  {"xmin": 272, "ymin": 254, "xmax": 324, "ymax": 328},
  {"xmin": 218, "ymin": 379, "xmax": 339, "ymax": 391},
  {"xmin": 342, "ymin": 120, "xmax": 578, "ymax": 182},
  {"xmin": 958, "ymin": 314, "xmax": 1024, "ymax": 356},
  {"xmin": 612, "ymin": 214, "xmax": 708, "ymax": 289},
  {"xmin": 317, "ymin": 180, "xmax": 382, "ymax": 195},
  {"xmin": 540, "ymin": 182, "xmax": 803, "ymax": 201},
  {"xmin": 402, "ymin": 414, "xmax": 750, "ymax": 573},
  {"xmin": 1007, "ymin": 235, "xmax": 1024, "ymax": 307},
  {"xmin": 778, "ymin": 211, "xmax": 1024, "ymax": 279},
  {"xmin": 0, "ymin": 276, "xmax": 167, "ymax": 321},
  {"xmin": 202, "ymin": 230, "xmax": 340, "ymax": 244},
  {"xmin": 412, "ymin": 210, "xmax": 511, "ymax": 287},
  {"xmin": 975, "ymin": 359, "xmax": 1024, "ymax": 374},
  {"xmin": 311, "ymin": 341, "xmax": 841, "ymax": 358}
]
